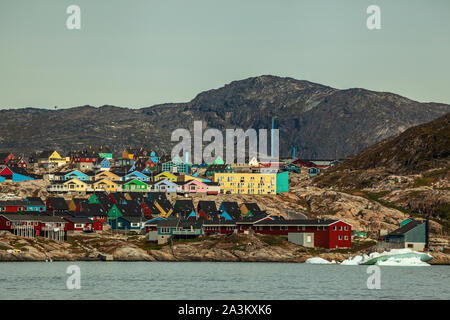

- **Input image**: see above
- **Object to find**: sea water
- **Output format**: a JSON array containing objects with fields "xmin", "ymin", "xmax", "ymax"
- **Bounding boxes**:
[{"xmin": 0, "ymin": 262, "xmax": 448, "ymax": 300}]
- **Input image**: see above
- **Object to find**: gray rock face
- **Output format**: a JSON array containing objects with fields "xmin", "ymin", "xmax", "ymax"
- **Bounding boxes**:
[{"xmin": 1, "ymin": 75, "xmax": 449, "ymax": 159}]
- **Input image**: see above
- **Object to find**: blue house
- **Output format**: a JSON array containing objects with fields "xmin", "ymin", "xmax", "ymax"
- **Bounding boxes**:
[
  {"xmin": 99, "ymin": 158, "xmax": 111, "ymax": 171},
  {"xmin": 219, "ymin": 202, "xmax": 241, "ymax": 220},
  {"xmin": 12, "ymin": 172, "xmax": 35, "ymax": 182},
  {"xmin": 141, "ymin": 167, "xmax": 153, "ymax": 174},
  {"xmin": 384, "ymin": 220, "xmax": 428, "ymax": 251},
  {"xmin": 307, "ymin": 167, "xmax": 319, "ymax": 178},
  {"xmin": 154, "ymin": 179, "xmax": 178, "ymax": 193},
  {"xmin": 124, "ymin": 171, "xmax": 151, "ymax": 182},
  {"xmin": 64, "ymin": 170, "xmax": 89, "ymax": 181},
  {"xmin": 110, "ymin": 216, "xmax": 145, "ymax": 231},
  {"xmin": 25, "ymin": 197, "xmax": 46, "ymax": 212}
]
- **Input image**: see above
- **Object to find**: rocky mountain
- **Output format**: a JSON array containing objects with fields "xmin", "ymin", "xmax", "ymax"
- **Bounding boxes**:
[
  {"xmin": 332, "ymin": 112, "xmax": 450, "ymax": 174},
  {"xmin": 1, "ymin": 75, "xmax": 449, "ymax": 158}
]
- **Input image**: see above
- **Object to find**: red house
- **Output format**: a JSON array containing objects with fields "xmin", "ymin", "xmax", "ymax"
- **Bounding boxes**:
[
  {"xmin": 0, "ymin": 200, "xmax": 27, "ymax": 213},
  {"xmin": 203, "ymin": 219, "xmax": 237, "ymax": 235},
  {"xmin": 251, "ymin": 219, "xmax": 352, "ymax": 249},
  {"xmin": 0, "ymin": 152, "xmax": 15, "ymax": 165},
  {"xmin": 64, "ymin": 217, "xmax": 103, "ymax": 231}
]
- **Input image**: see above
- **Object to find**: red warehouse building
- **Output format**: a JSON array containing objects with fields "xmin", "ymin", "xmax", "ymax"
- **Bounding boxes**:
[{"xmin": 251, "ymin": 219, "xmax": 352, "ymax": 249}]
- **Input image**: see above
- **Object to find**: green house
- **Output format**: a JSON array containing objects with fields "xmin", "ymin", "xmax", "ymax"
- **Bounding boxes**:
[
  {"xmin": 98, "ymin": 152, "xmax": 113, "ymax": 159},
  {"xmin": 89, "ymin": 193, "xmax": 100, "ymax": 204},
  {"xmin": 107, "ymin": 204, "xmax": 123, "ymax": 221},
  {"xmin": 276, "ymin": 171, "xmax": 289, "ymax": 194},
  {"xmin": 208, "ymin": 156, "xmax": 224, "ymax": 166},
  {"xmin": 121, "ymin": 179, "xmax": 149, "ymax": 192},
  {"xmin": 399, "ymin": 218, "xmax": 412, "ymax": 227},
  {"xmin": 205, "ymin": 164, "xmax": 234, "ymax": 177}
]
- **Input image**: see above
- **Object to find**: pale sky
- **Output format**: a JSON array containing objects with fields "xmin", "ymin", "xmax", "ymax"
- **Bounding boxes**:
[{"xmin": 1, "ymin": 0, "xmax": 449, "ymax": 109}]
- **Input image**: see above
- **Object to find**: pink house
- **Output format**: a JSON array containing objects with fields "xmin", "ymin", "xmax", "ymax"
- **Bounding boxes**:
[{"xmin": 180, "ymin": 180, "xmax": 208, "ymax": 193}]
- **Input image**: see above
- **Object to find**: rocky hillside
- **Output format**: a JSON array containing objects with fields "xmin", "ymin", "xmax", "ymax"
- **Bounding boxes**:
[
  {"xmin": 332, "ymin": 112, "xmax": 450, "ymax": 174},
  {"xmin": 311, "ymin": 114, "xmax": 449, "ymax": 228},
  {"xmin": 1, "ymin": 75, "xmax": 449, "ymax": 158}
]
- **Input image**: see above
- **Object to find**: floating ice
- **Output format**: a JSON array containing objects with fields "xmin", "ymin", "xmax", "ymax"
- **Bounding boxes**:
[
  {"xmin": 305, "ymin": 257, "xmax": 336, "ymax": 264},
  {"xmin": 340, "ymin": 248, "xmax": 432, "ymax": 266}
]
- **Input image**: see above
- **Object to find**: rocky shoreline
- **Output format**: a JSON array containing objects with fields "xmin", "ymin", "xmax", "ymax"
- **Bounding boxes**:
[{"xmin": 1, "ymin": 231, "xmax": 449, "ymax": 265}]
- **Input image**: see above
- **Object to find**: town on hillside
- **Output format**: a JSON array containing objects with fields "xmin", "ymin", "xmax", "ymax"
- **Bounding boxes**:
[{"xmin": 0, "ymin": 147, "xmax": 430, "ymax": 252}]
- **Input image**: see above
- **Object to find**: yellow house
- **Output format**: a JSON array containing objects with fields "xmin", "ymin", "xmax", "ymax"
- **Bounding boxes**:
[
  {"xmin": 63, "ymin": 178, "xmax": 89, "ymax": 192},
  {"xmin": 178, "ymin": 174, "xmax": 204, "ymax": 183},
  {"xmin": 214, "ymin": 173, "xmax": 277, "ymax": 195},
  {"xmin": 49, "ymin": 151, "xmax": 70, "ymax": 165},
  {"xmin": 95, "ymin": 171, "xmax": 120, "ymax": 182},
  {"xmin": 154, "ymin": 171, "xmax": 177, "ymax": 182},
  {"xmin": 93, "ymin": 179, "xmax": 118, "ymax": 192}
]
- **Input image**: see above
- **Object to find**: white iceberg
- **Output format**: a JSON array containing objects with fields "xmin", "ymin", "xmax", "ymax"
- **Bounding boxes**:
[
  {"xmin": 305, "ymin": 257, "xmax": 336, "ymax": 264},
  {"xmin": 340, "ymin": 248, "xmax": 433, "ymax": 266}
]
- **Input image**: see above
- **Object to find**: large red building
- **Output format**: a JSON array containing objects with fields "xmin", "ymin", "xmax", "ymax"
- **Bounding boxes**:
[
  {"xmin": 252, "ymin": 219, "xmax": 352, "ymax": 249},
  {"xmin": 202, "ymin": 217, "xmax": 352, "ymax": 249}
]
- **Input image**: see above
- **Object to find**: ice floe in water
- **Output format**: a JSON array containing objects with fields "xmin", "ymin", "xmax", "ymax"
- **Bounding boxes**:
[
  {"xmin": 305, "ymin": 257, "xmax": 337, "ymax": 264},
  {"xmin": 307, "ymin": 249, "xmax": 433, "ymax": 266},
  {"xmin": 343, "ymin": 248, "xmax": 432, "ymax": 266}
]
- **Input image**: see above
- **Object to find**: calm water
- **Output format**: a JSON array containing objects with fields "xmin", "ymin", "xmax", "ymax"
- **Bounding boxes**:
[{"xmin": 0, "ymin": 262, "xmax": 448, "ymax": 300}]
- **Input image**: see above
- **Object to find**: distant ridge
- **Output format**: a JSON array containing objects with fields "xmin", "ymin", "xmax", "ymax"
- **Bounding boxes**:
[{"xmin": 1, "ymin": 75, "xmax": 449, "ymax": 158}]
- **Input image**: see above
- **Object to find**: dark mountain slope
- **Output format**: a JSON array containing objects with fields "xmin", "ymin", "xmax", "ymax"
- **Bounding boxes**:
[{"xmin": 1, "ymin": 75, "xmax": 449, "ymax": 158}]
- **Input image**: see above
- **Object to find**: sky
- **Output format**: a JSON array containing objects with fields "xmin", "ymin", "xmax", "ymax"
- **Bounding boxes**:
[{"xmin": 1, "ymin": 0, "xmax": 449, "ymax": 109}]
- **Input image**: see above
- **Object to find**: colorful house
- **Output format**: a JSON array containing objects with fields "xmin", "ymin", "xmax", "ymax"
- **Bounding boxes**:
[
  {"xmin": 276, "ymin": 171, "xmax": 289, "ymax": 194},
  {"xmin": 219, "ymin": 202, "xmax": 241, "ymax": 220},
  {"xmin": 0, "ymin": 152, "xmax": 15, "ymax": 165},
  {"xmin": 94, "ymin": 171, "xmax": 121, "ymax": 182},
  {"xmin": 121, "ymin": 179, "xmax": 149, "ymax": 192},
  {"xmin": 64, "ymin": 170, "xmax": 89, "ymax": 181},
  {"xmin": 178, "ymin": 179, "xmax": 208, "ymax": 193},
  {"xmin": 97, "ymin": 158, "xmax": 111, "ymax": 171},
  {"xmin": 93, "ymin": 179, "xmax": 118, "ymax": 192},
  {"xmin": 154, "ymin": 171, "xmax": 177, "ymax": 182},
  {"xmin": 214, "ymin": 173, "xmax": 277, "ymax": 195},
  {"xmin": 123, "ymin": 171, "xmax": 151, "ymax": 182},
  {"xmin": 63, "ymin": 178, "xmax": 89, "ymax": 192},
  {"xmin": 153, "ymin": 179, "xmax": 178, "ymax": 193},
  {"xmin": 251, "ymin": 219, "xmax": 352, "ymax": 249}
]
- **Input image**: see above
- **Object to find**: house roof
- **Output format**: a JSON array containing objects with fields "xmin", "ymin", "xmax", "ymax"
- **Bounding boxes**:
[
  {"xmin": 120, "ymin": 216, "xmax": 144, "ymax": 223},
  {"xmin": 80, "ymin": 203, "xmax": 107, "ymax": 217},
  {"xmin": 117, "ymin": 201, "xmax": 142, "ymax": 217},
  {"xmin": 26, "ymin": 197, "xmax": 45, "ymax": 205},
  {"xmin": 156, "ymin": 218, "xmax": 202, "ymax": 229},
  {"xmin": 175, "ymin": 199, "xmax": 195, "ymax": 211},
  {"xmin": 242, "ymin": 203, "xmax": 261, "ymax": 212},
  {"xmin": 387, "ymin": 220, "xmax": 425, "ymax": 236},
  {"xmin": 109, "ymin": 192, "xmax": 127, "ymax": 204},
  {"xmin": 47, "ymin": 197, "xmax": 69, "ymax": 210},
  {"xmin": 154, "ymin": 199, "xmax": 173, "ymax": 213},
  {"xmin": 253, "ymin": 218, "xmax": 341, "ymax": 226},
  {"xmin": 148, "ymin": 192, "xmax": 167, "ymax": 202},
  {"xmin": 198, "ymin": 201, "xmax": 218, "ymax": 214},
  {"xmin": 64, "ymin": 217, "xmax": 95, "ymax": 224}
]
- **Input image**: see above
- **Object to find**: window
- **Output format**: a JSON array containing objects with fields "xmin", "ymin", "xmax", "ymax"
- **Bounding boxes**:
[
  {"xmin": 344, "ymin": 226, "xmax": 348, "ymax": 231},
  {"xmin": 339, "ymin": 226, "xmax": 342, "ymax": 231},
  {"xmin": 333, "ymin": 226, "xmax": 336, "ymax": 231},
  {"xmin": 344, "ymin": 236, "xmax": 348, "ymax": 240},
  {"xmin": 338, "ymin": 235, "xmax": 342, "ymax": 240}
]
